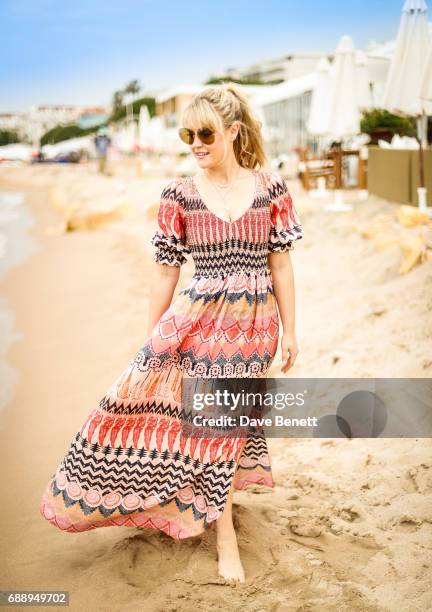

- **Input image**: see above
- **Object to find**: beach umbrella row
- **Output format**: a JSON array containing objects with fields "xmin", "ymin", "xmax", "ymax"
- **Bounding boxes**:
[
  {"xmin": 307, "ymin": 35, "xmax": 373, "ymax": 210},
  {"xmin": 112, "ymin": 108, "xmax": 172, "ymax": 154},
  {"xmin": 307, "ymin": 36, "xmax": 372, "ymax": 142},
  {"xmin": 307, "ymin": 2, "xmax": 432, "ymax": 213}
]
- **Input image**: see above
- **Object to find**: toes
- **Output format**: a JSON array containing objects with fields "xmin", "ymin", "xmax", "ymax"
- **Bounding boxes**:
[{"xmin": 218, "ymin": 569, "xmax": 245, "ymax": 583}]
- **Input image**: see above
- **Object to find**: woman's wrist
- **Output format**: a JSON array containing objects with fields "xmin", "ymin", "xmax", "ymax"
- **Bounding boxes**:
[{"xmin": 282, "ymin": 327, "xmax": 295, "ymax": 336}]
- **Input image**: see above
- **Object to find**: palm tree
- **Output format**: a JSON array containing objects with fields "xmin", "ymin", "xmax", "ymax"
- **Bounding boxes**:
[
  {"xmin": 112, "ymin": 90, "xmax": 124, "ymax": 115},
  {"xmin": 124, "ymin": 80, "xmax": 141, "ymax": 124},
  {"xmin": 124, "ymin": 79, "xmax": 141, "ymax": 96}
]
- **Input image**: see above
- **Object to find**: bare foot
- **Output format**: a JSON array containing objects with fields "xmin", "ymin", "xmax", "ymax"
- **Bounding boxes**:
[{"xmin": 216, "ymin": 530, "xmax": 245, "ymax": 583}]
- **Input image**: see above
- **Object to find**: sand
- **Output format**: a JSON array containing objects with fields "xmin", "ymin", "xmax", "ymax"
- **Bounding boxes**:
[{"xmin": 0, "ymin": 161, "xmax": 431, "ymax": 612}]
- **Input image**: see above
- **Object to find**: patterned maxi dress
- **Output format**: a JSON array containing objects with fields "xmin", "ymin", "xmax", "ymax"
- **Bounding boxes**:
[{"xmin": 39, "ymin": 168, "xmax": 303, "ymax": 539}]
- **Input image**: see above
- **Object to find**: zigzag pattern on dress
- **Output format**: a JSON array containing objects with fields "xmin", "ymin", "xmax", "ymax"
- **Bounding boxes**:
[
  {"xmin": 60, "ymin": 436, "xmax": 240, "ymax": 506},
  {"xmin": 39, "ymin": 169, "xmax": 302, "ymax": 540},
  {"xmin": 182, "ymin": 285, "xmax": 273, "ymax": 306}
]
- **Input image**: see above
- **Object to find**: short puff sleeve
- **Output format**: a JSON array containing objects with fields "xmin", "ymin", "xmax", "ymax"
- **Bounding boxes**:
[
  {"xmin": 151, "ymin": 179, "xmax": 191, "ymax": 267},
  {"xmin": 268, "ymin": 172, "xmax": 303, "ymax": 252}
]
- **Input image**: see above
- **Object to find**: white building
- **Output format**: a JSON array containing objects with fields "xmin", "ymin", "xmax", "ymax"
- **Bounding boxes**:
[
  {"xmin": 25, "ymin": 105, "xmax": 81, "ymax": 146},
  {"xmin": 0, "ymin": 105, "xmax": 111, "ymax": 146},
  {"xmin": 0, "ymin": 112, "xmax": 27, "ymax": 140},
  {"xmin": 219, "ymin": 53, "xmax": 328, "ymax": 84}
]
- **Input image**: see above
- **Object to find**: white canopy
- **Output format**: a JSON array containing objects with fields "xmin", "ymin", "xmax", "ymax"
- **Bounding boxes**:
[
  {"xmin": 355, "ymin": 50, "xmax": 373, "ymax": 110},
  {"xmin": 307, "ymin": 43, "xmax": 372, "ymax": 141},
  {"xmin": 147, "ymin": 116, "xmax": 168, "ymax": 153},
  {"xmin": 112, "ymin": 122, "xmax": 137, "ymax": 153},
  {"xmin": 419, "ymin": 32, "xmax": 432, "ymax": 107},
  {"xmin": 325, "ymin": 35, "xmax": 363, "ymax": 140},
  {"xmin": 138, "ymin": 104, "xmax": 152, "ymax": 149},
  {"xmin": 382, "ymin": 0, "xmax": 432, "ymax": 117},
  {"xmin": 306, "ymin": 57, "xmax": 332, "ymax": 136}
]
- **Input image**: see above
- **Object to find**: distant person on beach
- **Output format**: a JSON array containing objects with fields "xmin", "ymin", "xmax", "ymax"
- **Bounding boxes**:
[{"xmin": 93, "ymin": 127, "xmax": 111, "ymax": 175}]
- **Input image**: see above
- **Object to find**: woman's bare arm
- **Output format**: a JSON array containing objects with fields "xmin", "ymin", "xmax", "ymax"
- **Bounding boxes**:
[
  {"xmin": 268, "ymin": 250, "xmax": 299, "ymax": 373},
  {"xmin": 145, "ymin": 262, "xmax": 181, "ymax": 337}
]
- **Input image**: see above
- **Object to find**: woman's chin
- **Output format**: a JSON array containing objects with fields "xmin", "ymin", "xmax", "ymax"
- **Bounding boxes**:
[
  {"xmin": 195, "ymin": 157, "xmax": 211, "ymax": 167},
  {"xmin": 196, "ymin": 157, "xmax": 220, "ymax": 170}
]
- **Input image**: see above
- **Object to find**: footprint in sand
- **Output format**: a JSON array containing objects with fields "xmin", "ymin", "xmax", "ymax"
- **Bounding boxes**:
[
  {"xmin": 407, "ymin": 462, "xmax": 432, "ymax": 493},
  {"xmin": 334, "ymin": 501, "xmax": 365, "ymax": 522},
  {"xmin": 289, "ymin": 518, "xmax": 322, "ymax": 538}
]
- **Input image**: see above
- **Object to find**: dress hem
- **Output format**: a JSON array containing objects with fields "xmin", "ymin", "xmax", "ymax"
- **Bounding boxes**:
[{"xmin": 39, "ymin": 470, "xmax": 274, "ymax": 541}]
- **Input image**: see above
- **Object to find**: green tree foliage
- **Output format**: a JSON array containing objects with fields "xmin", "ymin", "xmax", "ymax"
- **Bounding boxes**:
[
  {"xmin": 112, "ymin": 91, "xmax": 124, "ymax": 115},
  {"xmin": 360, "ymin": 109, "xmax": 417, "ymax": 138},
  {"xmin": 109, "ymin": 79, "xmax": 155, "ymax": 122},
  {"xmin": 124, "ymin": 79, "xmax": 141, "ymax": 97},
  {"xmin": 109, "ymin": 96, "xmax": 155, "ymax": 123},
  {"xmin": 0, "ymin": 130, "xmax": 20, "ymax": 145},
  {"xmin": 40, "ymin": 124, "xmax": 100, "ymax": 145}
]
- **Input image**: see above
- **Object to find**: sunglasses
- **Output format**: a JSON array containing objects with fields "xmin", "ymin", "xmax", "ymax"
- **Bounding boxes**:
[{"xmin": 178, "ymin": 127, "xmax": 216, "ymax": 146}]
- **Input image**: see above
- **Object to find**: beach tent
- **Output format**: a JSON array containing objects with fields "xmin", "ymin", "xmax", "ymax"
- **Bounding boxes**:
[{"xmin": 382, "ymin": 0, "xmax": 432, "ymax": 214}]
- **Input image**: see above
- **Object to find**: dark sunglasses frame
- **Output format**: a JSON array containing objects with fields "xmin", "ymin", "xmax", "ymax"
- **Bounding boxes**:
[{"xmin": 178, "ymin": 127, "xmax": 216, "ymax": 145}]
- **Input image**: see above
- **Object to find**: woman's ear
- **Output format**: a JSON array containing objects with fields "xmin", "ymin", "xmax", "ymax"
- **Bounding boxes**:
[{"xmin": 229, "ymin": 121, "xmax": 240, "ymax": 142}]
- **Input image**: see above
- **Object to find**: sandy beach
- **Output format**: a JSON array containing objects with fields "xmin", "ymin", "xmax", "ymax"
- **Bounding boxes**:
[{"xmin": 1, "ymin": 161, "xmax": 431, "ymax": 611}]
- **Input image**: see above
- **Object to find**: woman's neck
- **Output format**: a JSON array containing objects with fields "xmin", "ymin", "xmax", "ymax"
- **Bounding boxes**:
[{"xmin": 202, "ymin": 156, "xmax": 245, "ymax": 185}]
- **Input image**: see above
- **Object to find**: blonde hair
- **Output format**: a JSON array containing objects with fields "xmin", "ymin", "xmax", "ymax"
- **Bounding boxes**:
[{"xmin": 181, "ymin": 83, "xmax": 267, "ymax": 169}]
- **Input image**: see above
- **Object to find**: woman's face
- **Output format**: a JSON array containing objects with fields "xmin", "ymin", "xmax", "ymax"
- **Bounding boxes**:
[{"xmin": 189, "ymin": 121, "xmax": 239, "ymax": 169}]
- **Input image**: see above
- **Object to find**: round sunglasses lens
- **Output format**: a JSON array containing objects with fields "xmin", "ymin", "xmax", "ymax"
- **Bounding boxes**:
[
  {"xmin": 179, "ymin": 128, "xmax": 193, "ymax": 145},
  {"xmin": 198, "ymin": 129, "xmax": 215, "ymax": 145}
]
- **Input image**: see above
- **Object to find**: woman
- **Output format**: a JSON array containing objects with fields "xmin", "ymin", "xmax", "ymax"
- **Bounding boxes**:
[{"xmin": 39, "ymin": 84, "xmax": 303, "ymax": 584}]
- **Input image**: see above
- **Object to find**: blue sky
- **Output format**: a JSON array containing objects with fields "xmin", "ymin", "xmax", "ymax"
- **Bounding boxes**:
[{"xmin": 1, "ymin": 0, "xmax": 406, "ymax": 112}]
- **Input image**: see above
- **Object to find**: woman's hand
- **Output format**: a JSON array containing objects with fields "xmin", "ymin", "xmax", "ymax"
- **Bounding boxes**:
[{"xmin": 280, "ymin": 331, "xmax": 299, "ymax": 373}]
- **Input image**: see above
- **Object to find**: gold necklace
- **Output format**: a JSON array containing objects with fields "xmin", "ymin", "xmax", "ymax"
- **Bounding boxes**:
[
  {"xmin": 205, "ymin": 166, "xmax": 241, "ymax": 190},
  {"xmin": 204, "ymin": 167, "xmax": 242, "ymax": 220}
]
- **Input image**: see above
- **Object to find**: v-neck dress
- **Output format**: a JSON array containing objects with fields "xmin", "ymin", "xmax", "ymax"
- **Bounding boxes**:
[{"xmin": 39, "ymin": 168, "xmax": 303, "ymax": 540}]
